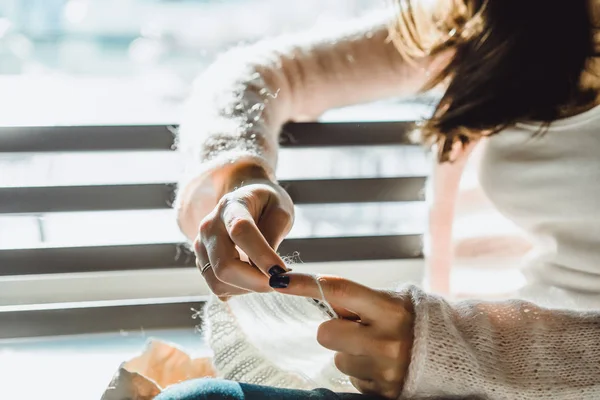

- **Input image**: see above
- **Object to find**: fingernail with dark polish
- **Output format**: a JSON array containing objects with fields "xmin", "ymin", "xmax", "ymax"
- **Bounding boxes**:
[
  {"xmin": 268, "ymin": 265, "xmax": 286, "ymax": 276},
  {"xmin": 269, "ymin": 274, "xmax": 290, "ymax": 289}
]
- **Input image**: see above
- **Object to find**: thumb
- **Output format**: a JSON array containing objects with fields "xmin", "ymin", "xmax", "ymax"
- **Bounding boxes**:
[{"xmin": 269, "ymin": 272, "xmax": 387, "ymax": 324}]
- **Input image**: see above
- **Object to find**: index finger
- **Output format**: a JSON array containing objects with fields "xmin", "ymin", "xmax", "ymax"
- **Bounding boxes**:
[
  {"xmin": 221, "ymin": 199, "xmax": 289, "ymax": 276},
  {"xmin": 270, "ymin": 272, "xmax": 390, "ymax": 324}
]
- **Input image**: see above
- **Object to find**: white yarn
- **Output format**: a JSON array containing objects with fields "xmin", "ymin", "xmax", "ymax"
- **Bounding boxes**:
[
  {"xmin": 311, "ymin": 274, "xmax": 339, "ymax": 320},
  {"xmin": 204, "ymin": 290, "xmax": 356, "ymax": 392}
]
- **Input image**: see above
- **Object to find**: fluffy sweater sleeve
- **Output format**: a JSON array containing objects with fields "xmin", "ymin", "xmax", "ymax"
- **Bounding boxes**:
[
  {"xmin": 174, "ymin": 13, "xmax": 441, "ymax": 237},
  {"xmin": 402, "ymin": 287, "xmax": 600, "ymax": 399}
]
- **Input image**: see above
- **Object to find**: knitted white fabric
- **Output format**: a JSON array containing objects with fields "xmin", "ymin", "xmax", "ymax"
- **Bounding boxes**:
[
  {"xmin": 203, "ymin": 291, "xmax": 355, "ymax": 393},
  {"xmin": 405, "ymin": 288, "xmax": 600, "ymax": 399}
]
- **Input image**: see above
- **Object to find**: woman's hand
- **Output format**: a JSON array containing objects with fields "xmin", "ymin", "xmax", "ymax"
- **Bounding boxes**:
[
  {"xmin": 269, "ymin": 272, "xmax": 414, "ymax": 399},
  {"xmin": 193, "ymin": 164, "xmax": 295, "ymax": 299}
]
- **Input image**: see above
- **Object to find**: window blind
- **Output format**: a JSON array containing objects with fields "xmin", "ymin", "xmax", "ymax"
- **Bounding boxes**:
[{"xmin": 0, "ymin": 117, "xmax": 428, "ymax": 339}]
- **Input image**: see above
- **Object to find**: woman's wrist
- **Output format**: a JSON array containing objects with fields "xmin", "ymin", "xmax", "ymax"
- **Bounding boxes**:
[{"xmin": 214, "ymin": 162, "xmax": 273, "ymax": 199}]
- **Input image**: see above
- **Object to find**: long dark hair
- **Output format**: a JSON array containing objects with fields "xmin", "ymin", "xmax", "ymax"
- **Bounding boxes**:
[{"xmin": 390, "ymin": 0, "xmax": 597, "ymax": 162}]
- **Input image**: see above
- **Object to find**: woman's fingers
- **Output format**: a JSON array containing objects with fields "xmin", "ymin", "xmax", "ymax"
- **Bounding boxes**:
[
  {"xmin": 193, "ymin": 236, "xmax": 210, "ymax": 273},
  {"xmin": 220, "ymin": 198, "xmax": 288, "ymax": 275},
  {"xmin": 206, "ymin": 228, "xmax": 272, "ymax": 293},
  {"xmin": 350, "ymin": 377, "xmax": 397, "ymax": 400},
  {"xmin": 316, "ymin": 319, "xmax": 369, "ymax": 355},
  {"xmin": 269, "ymin": 273, "xmax": 390, "ymax": 325},
  {"xmin": 256, "ymin": 206, "xmax": 291, "ymax": 251},
  {"xmin": 193, "ymin": 180, "xmax": 295, "ymax": 299},
  {"xmin": 334, "ymin": 353, "xmax": 377, "ymax": 381},
  {"xmin": 193, "ymin": 236, "xmax": 249, "ymax": 297},
  {"xmin": 317, "ymin": 319, "xmax": 410, "ymax": 362},
  {"xmin": 200, "ymin": 212, "xmax": 271, "ymax": 293},
  {"xmin": 198, "ymin": 261, "xmax": 251, "ymax": 298},
  {"xmin": 340, "ymin": 353, "xmax": 405, "ymax": 397}
]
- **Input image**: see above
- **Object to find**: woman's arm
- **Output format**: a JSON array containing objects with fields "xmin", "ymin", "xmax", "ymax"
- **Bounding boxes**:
[
  {"xmin": 426, "ymin": 141, "xmax": 478, "ymax": 295},
  {"xmin": 175, "ymin": 12, "xmax": 451, "ymax": 239},
  {"xmin": 403, "ymin": 287, "xmax": 600, "ymax": 399}
]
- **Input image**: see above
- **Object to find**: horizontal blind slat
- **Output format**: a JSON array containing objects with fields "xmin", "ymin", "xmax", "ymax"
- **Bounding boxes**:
[
  {"xmin": 0, "ymin": 177, "xmax": 426, "ymax": 213},
  {"xmin": 0, "ymin": 235, "xmax": 423, "ymax": 276},
  {"xmin": 280, "ymin": 121, "xmax": 415, "ymax": 147},
  {"xmin": 0, "ymin": 125, "xmax": 176, "ymax": 152},
  {"xmin": 0, "ymin": 121, "xmax": 415, "ymax": 153},
  {"xmin": 0, "ymin": 298, "xmax": 204, "ymax": 339}
]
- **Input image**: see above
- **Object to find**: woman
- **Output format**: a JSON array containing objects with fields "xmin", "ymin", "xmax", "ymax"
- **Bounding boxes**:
[{"xmin": 160, "ymin": 0, "xmax": 600, "ymax": 398}]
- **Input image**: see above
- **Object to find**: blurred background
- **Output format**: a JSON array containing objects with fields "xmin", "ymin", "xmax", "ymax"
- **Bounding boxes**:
[
  {"xmin": 0, "ymin": 0, "xmax": 438, "ymax": 260},
  {"xmin": 0, "ymin": 0, "xmax": 378, "ymax": 125}
]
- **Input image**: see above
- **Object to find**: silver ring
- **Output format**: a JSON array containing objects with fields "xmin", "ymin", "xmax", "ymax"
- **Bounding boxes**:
[{"xmin": 200, "ymin": 262, "xmax": 212, "ymax": 274}]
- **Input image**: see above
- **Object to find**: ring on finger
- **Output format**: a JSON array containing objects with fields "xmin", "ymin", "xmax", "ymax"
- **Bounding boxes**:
[{"xmin": 200, "ymin": 262, "xmax": 212, "ymax": 274}]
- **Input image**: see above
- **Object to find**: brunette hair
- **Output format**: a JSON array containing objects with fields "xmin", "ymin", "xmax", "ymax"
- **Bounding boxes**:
[{"xmin": 390, "ymin": 0, "xmax": 597, "ymax": 161}]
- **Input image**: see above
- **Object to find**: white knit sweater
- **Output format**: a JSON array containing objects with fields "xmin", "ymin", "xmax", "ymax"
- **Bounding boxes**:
[{"xmin": 176, "ymin": 14, "xmax": 600, "ymax": 399}]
